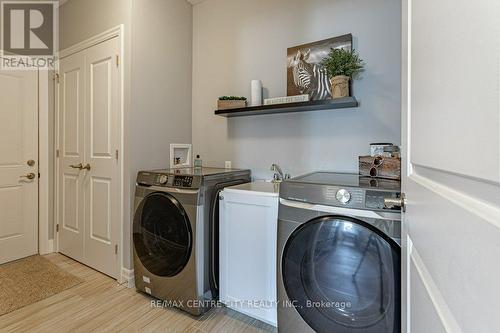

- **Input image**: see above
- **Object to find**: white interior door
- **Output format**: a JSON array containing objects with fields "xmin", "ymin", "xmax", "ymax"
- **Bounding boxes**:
[
  {"xmin": 402, "ymin": 1, "xmax": 500, "ymax": 332},
  {"xmin": 0, "ymin": 70, "xmax": 38, "ymax": 264},
  {"xmin": 58, "ymin": 52, "xmax": 85, "ymax": 262},
  {"xmin": 83, "ymin": 37, "xmax": 120, "ymax": 278},
  {"xmin": 58, "ymin": 37, "xmax": 120, "ymax": 278}
]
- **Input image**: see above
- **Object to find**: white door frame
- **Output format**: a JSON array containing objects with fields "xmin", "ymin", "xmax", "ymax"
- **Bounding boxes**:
[
  {"xmin": 55, "ymin": 25, "xmax": 125, "ymax": 282},
  {"xmin": 39, "ymin": 69, "xmax": 52, "ymax": 255}
]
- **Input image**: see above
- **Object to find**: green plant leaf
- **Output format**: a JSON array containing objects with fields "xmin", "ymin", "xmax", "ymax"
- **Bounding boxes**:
[
  {"xmin": 320, "ymin": 48, "xmax": 364, "ymax": 79},
  {"xmin": 218, "ymin": 96, "xmax": 247, "ymax": 100}
]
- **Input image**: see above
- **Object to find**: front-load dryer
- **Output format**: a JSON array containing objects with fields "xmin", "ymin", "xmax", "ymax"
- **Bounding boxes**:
[
  {"xmin": 277, "ymin": 172, "xmax": 401, "ymax": 333},
  {"xmin": 133, "ymin": 167, "xmax": 250, "ymax": 316}
]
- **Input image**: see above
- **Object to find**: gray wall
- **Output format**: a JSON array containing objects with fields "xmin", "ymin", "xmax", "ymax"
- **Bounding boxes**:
[
  {"xmin": 130, "ymin": 0, "xmax": 193, "ymax": 176},
  {"xmin": 129, "ymin": 0, "xmax": 193, "ymax": 268},
  {"xmin": 192, "ymin": 0, "xmax": 401, "ymax": 179},
  {"xmin": 59, "ymin": 0, "xmax": 132, "ymax": 50}
]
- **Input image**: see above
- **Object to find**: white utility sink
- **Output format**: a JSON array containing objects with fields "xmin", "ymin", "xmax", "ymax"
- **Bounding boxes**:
[{"xmin": 222, "ymin": 181, "xmax": 279, "ymax": 197}]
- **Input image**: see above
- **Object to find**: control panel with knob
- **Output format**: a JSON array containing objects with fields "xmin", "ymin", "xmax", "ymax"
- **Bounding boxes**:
[
  {"xmin": 158, "ymin": 175, "xmax": 168, "ymax": 185},
  {"xmin": 336, "ymin": 188, "xmax": 351, "ymax": 205}
]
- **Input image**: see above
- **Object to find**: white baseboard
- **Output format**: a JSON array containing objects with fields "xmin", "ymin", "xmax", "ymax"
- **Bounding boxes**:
[
  {"xmin": 47, "ymin": 239, "xmax": 54, "ymax": 253},
  {"xmin": 40, "ymin": 239, "xmax": 54, "ymax": 255},
  {"xmin": 121, "ymin": 268, "xmax": 135, "ymax": 288}
]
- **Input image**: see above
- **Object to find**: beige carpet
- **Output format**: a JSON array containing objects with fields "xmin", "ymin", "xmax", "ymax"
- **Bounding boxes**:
[{"xmin": 0, "ymin": 255, "xmax": 83, "ymax": 316}]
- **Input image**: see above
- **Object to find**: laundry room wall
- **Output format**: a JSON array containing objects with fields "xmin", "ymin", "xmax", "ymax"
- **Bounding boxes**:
[
  {"xmin": 59, "ymin": 0, "xmax": 132, "ymax": 50},
  {"xmin": 128, "ymin": 0, "xmax": 193, "ymax": 269},
  {"xmin": 192, "ymin": 0, "xmax": 402, "ymax": 179}
]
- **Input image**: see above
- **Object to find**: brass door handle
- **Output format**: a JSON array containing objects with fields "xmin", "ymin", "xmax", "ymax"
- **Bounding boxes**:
[
  {"xmin": 70, "ymin": 163, "xmax": 83, "ymax": 170},
  {"xmin": 20, "ymin": 173, "xmax": 36, "ymax": 180},
  {"xmin": 384, "ymin": 193, "xmax": 406, "ymax": 212},
  {"xmin": 82, "ymin": 163, "xmax": 91, "ymax": 171}
]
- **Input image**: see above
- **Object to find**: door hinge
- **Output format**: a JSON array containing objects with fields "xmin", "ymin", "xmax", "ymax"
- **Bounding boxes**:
[
  {"xmin": 53, "ymin": 73, "xmax": 60, "ymax": 83},
  {"xmin": 56, "ymin": 149, "xmax": 60, "ymax": 158},
  {"xmin": 115, "ymin": 55, "xmax": 119, "ymax": 67},
  {"xmin": 115, "ymin": 244, "xmax": 118, "ymax": 254},
  {"xmin": 38, "ymin": 172, "xmax": 41, "ymax": 179},
  {"xmin": 115, "ymin": 149, "xmax": 119, "ymax": 160},
  {"xmin": 56, "ymin": 224, "xmax": 59, "ymax": 233}
]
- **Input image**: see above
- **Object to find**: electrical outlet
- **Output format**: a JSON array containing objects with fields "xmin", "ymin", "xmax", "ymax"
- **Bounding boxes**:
[{"xmin": 225, "ymin": 161, "xmax": 232, "ymax": 169}]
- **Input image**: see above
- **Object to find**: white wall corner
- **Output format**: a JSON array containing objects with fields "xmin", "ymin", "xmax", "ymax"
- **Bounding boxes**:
[{"xmin": 121, "ymin": 267, "xmax": 135, "ymax": 288}]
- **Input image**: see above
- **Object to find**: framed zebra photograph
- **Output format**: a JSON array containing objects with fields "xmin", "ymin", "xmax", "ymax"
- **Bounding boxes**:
[{"xmin": 287, "ymin": 34, "xmax": 352, "ymax": 100}]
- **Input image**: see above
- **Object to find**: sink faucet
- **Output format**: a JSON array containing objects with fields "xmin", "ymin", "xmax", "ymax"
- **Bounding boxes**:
[{"xmin": 271, "ymin": 164, "xmax": 287, "ymax": 183}]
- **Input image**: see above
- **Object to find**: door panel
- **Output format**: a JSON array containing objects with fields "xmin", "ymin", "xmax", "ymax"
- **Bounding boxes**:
[
  {"xmin": 62, "ymin": 69, "xmax": 82, "ymax": 156},
  {"xmin": 0, "ymin": 73, "xmax": 22, "ymax": 165},
  {"xmin": 409, "ymin": 260, "xmax": 446, "ymax": 333},
  {"xmin": 58, "ymin": 52, "xmax": 85, "ymax": 262},
  {"xmin": 402, "ymin": 0, "xmax": 500, "ymax": 332},
  {"xmin": 409, "ymin": 0, "xmax": 499, "ymax": 183},
  {"xmin": 90, "ymin": 58, "xmax": 112, "ymax": 157},
  {"xmin": 83, "ymin": 37, "xmax": 120, "ymax": 278},
  {"xmin": 0, "ymin": 187, "xmax": 22, "ymax": 239},
  {"xmin": 89, "ymin": 177, "xmax": 111, "ymax": 243},
  {"xmin": 62, "ymin": 174, "xmax": 79, "ymax": 232},
  {"xmin": 0, "ymin": 70, "xmax": 38, "ymax": 264}
]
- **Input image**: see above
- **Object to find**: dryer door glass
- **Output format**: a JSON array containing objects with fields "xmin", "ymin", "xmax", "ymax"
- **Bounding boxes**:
[
  {"xmin": 282, "ymin": 215, "xmax": 400, "ymax": 333},
  {"xmin": 133, "ymin": 192, "xmax": 192, "ymax": 277}
]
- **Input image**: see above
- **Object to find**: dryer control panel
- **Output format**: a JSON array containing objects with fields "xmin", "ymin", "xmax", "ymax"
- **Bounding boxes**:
[
  {"xmin": 365, "ymin": 190, "xmax": 401, "ymax": 211},
  {"xmin": 136, "ymin": 172, "xmax": 201, "ymax": 189},
  {"xmin": 173, "ymin": 175, "xmax": 194, "ymax": 188}
]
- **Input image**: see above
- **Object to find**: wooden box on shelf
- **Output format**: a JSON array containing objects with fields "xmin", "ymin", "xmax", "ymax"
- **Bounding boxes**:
[
  {"xmin": 217, "ymin": 100, "xmax": 247, "ymax": 110},
  {"xmin": 359, "ymin": 156, "xmax": 401, "ymax": 180}
]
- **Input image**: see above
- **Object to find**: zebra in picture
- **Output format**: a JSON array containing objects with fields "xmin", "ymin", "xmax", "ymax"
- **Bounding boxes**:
[{"xmin": 290, "ymin": 49, "xmax": 331, "ymax": 100}]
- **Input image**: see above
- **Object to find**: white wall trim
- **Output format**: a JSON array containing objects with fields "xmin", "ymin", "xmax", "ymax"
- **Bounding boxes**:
[
  {"xmin": 410, "ymin": 243, "xmax": 463, "ymax": 333},
  {"xmin": 59, "ymin": 25, "xmax": 122, "ymax": 59},
  {"xmin": 54, "ymin": 68, "xmax": 60, "ymax": 254},
  {"xmin": 117, "ymin": 24, "xmax": 127, "ymax": 285},
  {"xmin": 409, "ymin": 172, "xmax": 500, "ymax": 230},
  {"xmin": 57, "ymin": 25, "xmax": 125, "ymax": 283},
  {"xmin": 121, "ymin": 268, "xmax": 135, "ymax": 289},
  {"xmin": 47, "ymin": 239, "xmax": 54, "ymax": 253},
  {"xmin": 39, "ymin": 70, "xmax": 52, "ymax": 255}
]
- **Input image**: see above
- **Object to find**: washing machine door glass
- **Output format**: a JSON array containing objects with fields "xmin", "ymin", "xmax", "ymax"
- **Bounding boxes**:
[
  {"xmin": 133, "ymin": 192, "xmax": 192, "ymax": 277},
  {"xmin": 282, "ymin": 215, "xmax": 400, "ymax": 333}
]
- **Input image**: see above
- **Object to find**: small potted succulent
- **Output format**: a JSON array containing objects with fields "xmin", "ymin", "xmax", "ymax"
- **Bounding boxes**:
[
  {"xmin": 320, "ymin": 48, "xmax": 364, "ymax": 99},
  {"xmin": 218, "ymin": 96, "xmax": 247, "ymax": 110}
]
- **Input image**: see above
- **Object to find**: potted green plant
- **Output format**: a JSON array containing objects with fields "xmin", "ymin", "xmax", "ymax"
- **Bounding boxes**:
[
  {"xmin": 217, "ymin": 96, "xmax": 247, "ymax": 110},
  {"xmin": 320, "ymin": 48, "xmax": 364, "ymax": 99}
]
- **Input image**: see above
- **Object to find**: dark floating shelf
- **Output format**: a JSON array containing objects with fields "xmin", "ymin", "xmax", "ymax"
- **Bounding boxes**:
[{"xmin": 214, "ymin": 97, "xmax": 358, "ymax": 118}]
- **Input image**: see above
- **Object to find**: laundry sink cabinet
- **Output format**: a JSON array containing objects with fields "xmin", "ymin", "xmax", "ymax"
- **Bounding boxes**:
[{"xmin": 219, "ymin": 182, "xmax": 279, "ymax": 327}]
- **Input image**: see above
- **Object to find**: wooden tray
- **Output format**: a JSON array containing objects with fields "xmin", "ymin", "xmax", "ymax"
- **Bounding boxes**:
[{"xmin": 359, "ymin": 156, "xmax": 401, "ymax": 180}]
